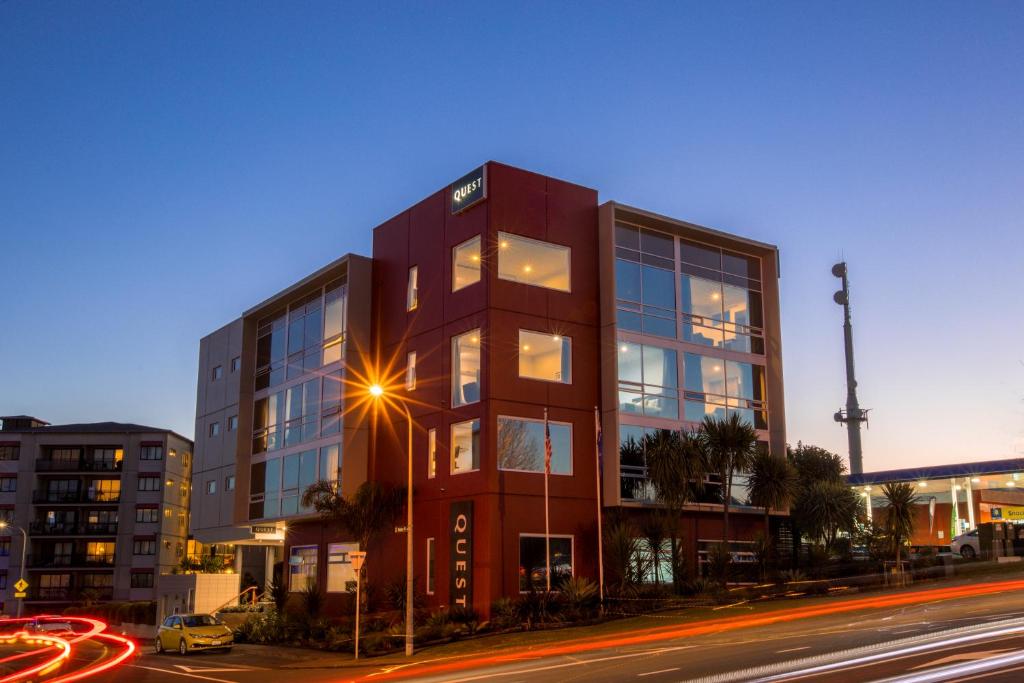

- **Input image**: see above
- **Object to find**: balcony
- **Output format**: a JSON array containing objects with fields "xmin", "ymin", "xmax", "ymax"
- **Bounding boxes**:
[
  {"xmin": 27, "ymin": 553, "xmax": 116, "ymax": 568},
  {"xmin": 29, "ymin": 522, "xmax": 118, "ymax": 536},
  {"xmin": 32, "ymin": 492, "xmax": 121, "ymax": 505},
  {"xmin": 26, "ymin": 586, "xmax": 114, "ymax": 602},
  {"xmin": 35, "ymin": 459, "xmax": 123, "ymax": 473}
]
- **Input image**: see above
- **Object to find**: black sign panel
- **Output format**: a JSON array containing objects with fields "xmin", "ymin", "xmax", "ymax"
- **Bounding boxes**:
[
  {"xmin": 450, "ymin": 165, "xmax": 487, "ymax": 214},
  {"xmin": 449, "ymin": 500, "xmax": 473, "ymax": 608}
]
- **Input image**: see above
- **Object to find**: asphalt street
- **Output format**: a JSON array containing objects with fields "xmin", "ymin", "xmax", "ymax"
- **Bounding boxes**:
[{"xmin": 73, "ymin": 582, "xmax": 1024, "ymax": 683}]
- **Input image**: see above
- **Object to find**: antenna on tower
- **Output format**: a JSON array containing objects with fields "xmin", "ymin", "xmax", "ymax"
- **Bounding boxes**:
[{"xmin": 832, "ymin": 262, "xmax": 869, "ymax": 474}]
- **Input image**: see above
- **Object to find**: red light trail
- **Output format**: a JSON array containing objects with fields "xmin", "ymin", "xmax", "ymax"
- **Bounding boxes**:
[
  {"xmin": 363, "ymin": 578, "xmax": 1024, "ymax": 681},
  {"xmin": 0, "ymin": 615, "xmax": 135, "ymax": 682}
]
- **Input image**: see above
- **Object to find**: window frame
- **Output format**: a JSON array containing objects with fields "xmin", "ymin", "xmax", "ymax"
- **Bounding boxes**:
[
  {"xmin": 496, "ymin": 415, "xmax": 574, "ymax": 476},
  {"xmin": 407, "ymin": 266, "xmax": 419, "ymax": 311},
  {"xmin": 497, "ymin": 231, "xmax": 572, "ymax": 293},
  {"xmin": 450, "ymin": 419, "xmax": 480, "ymax": 474},
  {"xmin": 518, "ymin": 533, "xmax": 574, "ymax": 593},
  {"xmin": 517, "ymin": 329, "xmax": 572, "ymax": 384},
  {"xmin": 451, "ymin": 235, "xmax": 482, "ymax": 292}
]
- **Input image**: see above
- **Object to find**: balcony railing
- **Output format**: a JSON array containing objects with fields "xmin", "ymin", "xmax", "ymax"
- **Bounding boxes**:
[
  {"xmin": 35, "ymin": 460, "xmax": 123, "ymax": 473},
  {"xmin": 26, "ymin": 586, "xmax": 114, "ymax": 601},
  {"xmin": 27, "ymin": 553, "xmax": 116, "ymax": 568},
  {"xmin": 32, "ymin": 492, "xmax": 121, "ymax": 504},
  {"xmin": 29, "ymin": 522, "xmax": 119, "ymax": 536}
]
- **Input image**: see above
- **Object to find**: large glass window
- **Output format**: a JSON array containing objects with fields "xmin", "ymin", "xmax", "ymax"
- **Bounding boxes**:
[
  {"xmin": 319, "ymin": 444, "xmax": 341, "ymax": 484},
  {"xmin": 453, "ymin": 236, "xmax": 481, "ymax": 291},
  {"xmin": 322, "ymin": 281, "xmax": 346, "ymax": 364},
  {"xmin": 617, "ymin": 342, "xmax": 679, "ymax": 419},
  {"xmin": 326, "ymin": 542, "xmax": 358, "ymax": 592},
  {"xmin": 451, "ymin": 330, "xmax": 481, "ymax": 407},
  {"xmin": 497, "ymin": 232, "xmax": 570, "ymax": 292},
  {"xmin": 683, "ymin": 353, "xmax": 767, "ymax": 428},
  {"xmin": 407, "ymin": 266, "xmax": 419, "ymax": 311},
  {"xmin": 451, "ymin": 419, "xmax": 480, "ymax": 473},
  {"xmin": 614, "ymin": 224, "xmax": 676, "ymax": 338},
  {"xmin": 519, "ymin": 535, "xmax": 573, "ymax": 591},
  {"xmin": 256, "ymin": 312, "xmax": 287, "ymax": 390},
  {"xmin": 286, "ymin": 292, "xmax": 323, "ymax": 380},
  {"xmin": 289, "ymin": 545, "xmax": 317, "ymax": 591},
  {"xmin": 518, "ymin": 330, "xmax": 571, "ymax": 383},
  {"xmin": 497, "ymin": 417, "xmax": 572, "ymax": 474},
  {"xmin": 321, "ymin": 371, "xmax": 343, "ymax": 436}
]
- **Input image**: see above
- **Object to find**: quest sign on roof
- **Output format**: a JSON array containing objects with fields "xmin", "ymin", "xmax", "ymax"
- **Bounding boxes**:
[{"xmin": 450, "ymin": 165, "xmax": 487, "ymax": 214}]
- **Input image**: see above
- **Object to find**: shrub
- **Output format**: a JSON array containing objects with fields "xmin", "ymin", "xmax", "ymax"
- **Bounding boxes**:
[
  {"xmin": 490, "ymin": 598, "xmax": 518, "ymax": 629},
  {"xmin": 449, "ymin": 606, "xmax": 481, "ymax": 635},
  {"xmin": 300, "ymin": 582, "xmax": 324, "ymax": 620},
  {"xmin": 559, "ymin": 576, "xmax": 599, "ymax": 620}
]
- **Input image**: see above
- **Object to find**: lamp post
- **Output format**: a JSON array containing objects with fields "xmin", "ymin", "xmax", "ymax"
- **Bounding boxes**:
[
  {"xmin": 350, "ymin": 550, "xmax": 366, "ymax": 659},
  {"xmin": 0, "ymin": 521, "xmax": 28, "ymax": 617},
  {"xmin": 368, "ymin": 384, "xmax": 415, "ymax": 657}
]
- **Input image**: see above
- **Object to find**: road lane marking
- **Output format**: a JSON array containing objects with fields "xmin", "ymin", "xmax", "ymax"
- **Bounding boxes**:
[
  {"xmin": 443, "ymin": 649, "xmax": 691, "ymax": 682},
  {"xmin": 908, "ymin": 648, "xmax": 1015, "ymax": 670},
  {"xmin": 130, "ymin": 664, "xmax": 237, "ymax": 682},
  {"xmin": 637, "ymin": 667, "xmax": 680, "ymax": 676},
  {"xmin": 175, "ymin": 664, "xmax": 267, "ymax": 673},
  {"xmin": 777, "ymin": 646, "xmax": 810, "ymax": 653}
]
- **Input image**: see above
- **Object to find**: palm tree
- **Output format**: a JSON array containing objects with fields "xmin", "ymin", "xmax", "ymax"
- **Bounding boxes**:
[
  {"xmin": 644, "ymin": 428, "xmax": 707, "ymax": 590},
  {"xmin": 746, "ymin": 450, "xmax": 798, "ymax": 543},
  {"xmin": 302, "ymin": 480, "xmax": 405, "ymax": 562},
  {"xmin": 882, "ymin": 482, "xmax": 918, "ymax": 572},
  {"xmin": 800, "ymin": 480, "xmax": 860, "ymax": 550},
  {"xmin": 700, "ymin": 413, "xmax": 758, "ymax": 578}
]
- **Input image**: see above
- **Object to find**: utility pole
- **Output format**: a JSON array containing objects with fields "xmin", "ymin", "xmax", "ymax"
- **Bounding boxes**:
[{"xmin": 832, "ymin": 262, "xmax": 869, "ymax": 474}]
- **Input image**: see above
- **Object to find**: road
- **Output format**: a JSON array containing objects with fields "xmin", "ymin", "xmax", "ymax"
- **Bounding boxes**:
[{"xmin": 32, "ymin": 578, "xmax": 1024, "ymax": 682}]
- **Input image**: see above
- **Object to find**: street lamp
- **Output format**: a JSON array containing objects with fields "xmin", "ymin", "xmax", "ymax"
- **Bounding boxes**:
[
  {"xmin": 368, "ymin": 383, "xmax": 414, "ymax": 657},
  {"xmin": 0, "ymin": 521, "xmax": 28, "ymax": 617}
]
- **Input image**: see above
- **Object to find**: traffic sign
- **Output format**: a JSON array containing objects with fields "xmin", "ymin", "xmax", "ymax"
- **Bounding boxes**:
[
  {"xmin": 13, "ymin": 592, "xmax": 25, "ymax": 599},
  {"xmin": 350, "ymin": 551, "xmax": 366, "ymax": 571},
  {"xmin": 13, "ymin": 578, "xmax": 27, "ymax": 593}
]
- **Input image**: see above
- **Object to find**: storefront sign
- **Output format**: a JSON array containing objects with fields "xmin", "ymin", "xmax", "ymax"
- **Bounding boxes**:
[
  {"xmin": 450, "ymin": 165, "xmax": 486, "ymax": 214},
  {"xmin": 991, "ymin": 506, "xmax": 1024, "ymax": 521},
  {"xmin": 251, "ymin": 525, "xmax": 284, "ymax": 541},
  {"xmin": 449, "ymin": 500, "xmax": 473, "ymax": 607}
]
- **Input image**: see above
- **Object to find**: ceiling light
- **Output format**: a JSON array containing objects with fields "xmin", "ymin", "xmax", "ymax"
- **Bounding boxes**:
[
  {"xmin": 1007, "ymin": 482, "xmax": 1016, "ymax": 487},
  {"xmin": 918, "ymin": 481, "xmax": 927, "ymax": 487},
  {"xmin": 711, "ymin": 292, "xmax": 720, "ymax": 300},
  {"xmin": 620, "ymin": 345, "xmax": 628, "ymax": 353},
  {"xmin": 524, "ymin": 265, "xmax": 532, "ymax": 273},
  {"xmin": 471, "ymin": 255, "xmax": 479, "ymax": 262},
  {"xmin": 971, "ymin": 477, "xmax": 981, "ymax": 483},
  {"xmin": 552, "ymin": 335, "xmax": 561, "ymax": 341},
  {"xmin": 500, "ymin": 240, "xmax": 509, "ymax": 249},
  {"xmin": 522, "ymin": 345, "xmax": 530, "ymax": 352}
]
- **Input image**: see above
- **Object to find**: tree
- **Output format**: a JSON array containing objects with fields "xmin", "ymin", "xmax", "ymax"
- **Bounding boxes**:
[
  {"xmin": 882, "ymin": 482, "xmax": 918, "ymax": 571},
  {"xmin": 603, "ymin": 513, "xmax": 641, "ymax": 595},
  {"xmin": 786, "ymin": 442, "xmax": 859, "ymax": 558},
  {"xmin": 301, "ymin": 480, "xmax": 404, "ymax": 560},
  {"xmin": 700, "ymin": 413, "xmax": 758, "ymax": 580},
  {"xmin": 643, "ymin": 428, "xmax": 707, "ymax": 591},
  {"xmin": 746, "ymin": 450, "xmax": 798, "ymax": 544}
]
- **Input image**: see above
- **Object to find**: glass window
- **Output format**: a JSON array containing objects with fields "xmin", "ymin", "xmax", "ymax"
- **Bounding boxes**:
[
  {"xmin": 298, "ymin": 449, "xmax": 317, "ymax": 512},
  {"xmin": 452, "ymin": 236, "xmax": 481, "ymax": 292},
  {"xmin": 209, "ymin": 422, "xmax": 220, "ymax": 437},
  {"xmin": 497, "ymin": 417, "xmax": 572, "ymax": 474},
  {"xmin": 0, "ymin": 477, "xmax": 15, "ymax": 492},
  {"xmin": 518, "ymin": 330, "xmax": 571, "ymax": 383},
  {"xmin": 138, "ymin": 476, "xmax": 160, "ymax": 492},
  {"xmin": 228, "ymin": 415, "xmax": 238, "ymax": 431},
  {"xmin": 211, "ymin": 365, "xmax": 223, "ymax": 381},
  {"xmin": 133, "ymin": 539, "xmax": 155, "ymax": 555},
  {"xmin": 321, "ymin": 372, "xmax": 343, "ymax": 436},
  {"xmin": 407, "ymin": 266, "xmax": 418, "ymax": 311},
  {"xmin": 451, "ymin": 330, "xmax": 481, "ymax": 407},
  {"xmin": 519, "ymin": 535, "xmax": 573, "ymax": 591},
  {"xmin": 319, "ymin": 444, "xmax": 340, "ymax": 484},
  {"xmin": 617, "ymin": 342, "xmax": 678, "ymax": 419},
  {"xmin": 225, "ymin": 475, "xmax": 236, "ymax": 491},
  {"xmin": 497, "ymin": 232, "xmax": 570, "ymax": 292},
  {"xmin": 323, "ymin": 282, "xmax": 346, "ymax": 364},
  {"xmin": 140, "ymin": 446, "xmax": 163, "ymax": 461},
  {"xmin": 206, "ymin": 480, "xmax": 216, "ymax": 494},
  {"xmin": 131, "ymin": 572, "xmax": 154, "ymax": 588},
  {"xmin": 231, "ymin": 356, "xmax": 241, "ymax": 372},
  {"xmin": 264, "ymin": 458, "xmax": 281, "ymax": 518},
  {"xmin": 683, "ymin": 353, "xmax": 766, "ymax": 428},
  {"xmin": 0, "ymin": 446, "xmax": 19, "ymax": 461},
  {"xmin": 289, "ymin": 545, "xmax": 317, "ymax": 591},
  {"xmin": 426, "ymin": 538, "xmax": 436, "ymax": 594},
  {"xmin": 326, "ymin": 542, "xmax": 358, "ymax": 592},
  {"xmin": 427, "ymin": 428, "xmax": 436, "ymax": 479},
  {"xmin": 451, "ymin": 419, "xmax": 480, "ymax": 474},
  {"xmin": 136, "ymin": 507, "xmax": 158, "ymax": 523},
  {"xmin": 406, "ymin": 351, "xmax": 417, "ymax": 390}
]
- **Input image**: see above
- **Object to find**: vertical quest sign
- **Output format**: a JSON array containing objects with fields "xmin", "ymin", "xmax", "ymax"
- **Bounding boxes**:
[
  {"xmin": 450, "ymin": 165, "xmax": 487, "ymax": 214},
  {"xmin": 449, "ymin": 500, "xmax": 473, "ymax": 608}
]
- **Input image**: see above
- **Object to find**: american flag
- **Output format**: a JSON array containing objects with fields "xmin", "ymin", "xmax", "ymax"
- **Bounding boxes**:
[{"xmin": 544, "ymin": 410, "xmax": 552, "ymax": 476}]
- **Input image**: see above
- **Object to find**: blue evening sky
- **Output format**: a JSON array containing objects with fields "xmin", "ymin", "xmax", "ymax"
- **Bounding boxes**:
[{"xmin": 1, "ymin": 2, "xmax": 1022, "ymax": 470}]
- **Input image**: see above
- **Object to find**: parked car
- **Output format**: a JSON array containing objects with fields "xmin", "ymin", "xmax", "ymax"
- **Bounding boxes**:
[
  {"xmin": 155, "ymin": 613, "xmax": 233, "ymax": 655},
  {"xmin": 951, "ymin": 529, "xmax": 980, "ymax": 559}
]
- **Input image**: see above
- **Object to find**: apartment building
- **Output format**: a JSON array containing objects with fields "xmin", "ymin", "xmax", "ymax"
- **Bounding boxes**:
[
  {"xmin": 193, "ymin": 162, "xmax": 785, "ymax": 614},
  {"xmin": 0, "ymin": 415, "xmax": 192, "ymax": 613}
]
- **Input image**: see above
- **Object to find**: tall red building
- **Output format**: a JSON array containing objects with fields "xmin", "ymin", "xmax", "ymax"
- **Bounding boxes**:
[{"xmin": 192, "ymin": 162, "xmax": 785, "ymax": 615}]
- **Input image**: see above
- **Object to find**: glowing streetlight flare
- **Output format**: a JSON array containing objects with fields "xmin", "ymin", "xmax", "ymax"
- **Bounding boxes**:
[{"xmin": 369, "ymin": 384, "xmax": 384, "ymax": 397}]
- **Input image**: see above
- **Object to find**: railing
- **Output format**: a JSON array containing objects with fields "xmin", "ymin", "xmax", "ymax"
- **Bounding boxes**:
[
  {"xmin": 35, "ymin": 460, "xmax": 123, "ymax": 472},
  {"xmin": 27, "ymin": 553, "xmax": 116, "ymax": 568},
  {"xmin": 26, "ymin": 586, "xmax": 114, "ymax": 601},
  {"xmin": 32, "ymin": 492, "xmax": 121, "ymax": 504},
  {"xmin": 212, "ymin": 585, "xmax": 261, "ymax": 614},
  {"xmin": 29, "ymin": 522, "xmax": 119, "ymax": 536}
]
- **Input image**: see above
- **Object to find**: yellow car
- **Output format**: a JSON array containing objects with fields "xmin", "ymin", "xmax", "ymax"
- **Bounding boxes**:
[{"xmin": 155, "ymin": 613, "xmax": 233, "ymax": 655}]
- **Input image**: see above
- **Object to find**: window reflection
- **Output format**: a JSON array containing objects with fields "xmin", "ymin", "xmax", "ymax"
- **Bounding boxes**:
[
  {"xmin": 453, "ymin": 236, "xmax": 481, "ymax": 292},
  {"xmin": 518, "ymin": 330, "xmax": 571, "ymax": 383},
  {"xmin": 617, "ymin": 342, "xmax": 678, "ymax": 419},
  {"xmin": 452, "ymin": 419, "xmax": 480, "ymax": 473},
  {"xmin": 451, "ymin": 330, "xmax": 481, "ymax": 407},
  {"xmin": 497, "ymin": 232, "xmax": 570, "ymax": 292}
]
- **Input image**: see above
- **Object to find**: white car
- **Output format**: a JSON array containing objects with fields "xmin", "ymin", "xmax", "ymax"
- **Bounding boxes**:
[{"xmin": 951, "ymin": 529, "xmax": 980, "ymax": 559}]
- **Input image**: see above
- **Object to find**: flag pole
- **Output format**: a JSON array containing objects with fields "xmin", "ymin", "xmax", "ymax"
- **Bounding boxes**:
[
  {"xmin": 544, "ymin": 407, "xmax": 551, "ymax": 593},
  {"xmin": 594, "ymin": 406, "xmax": 604, "ymax": 605}
]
